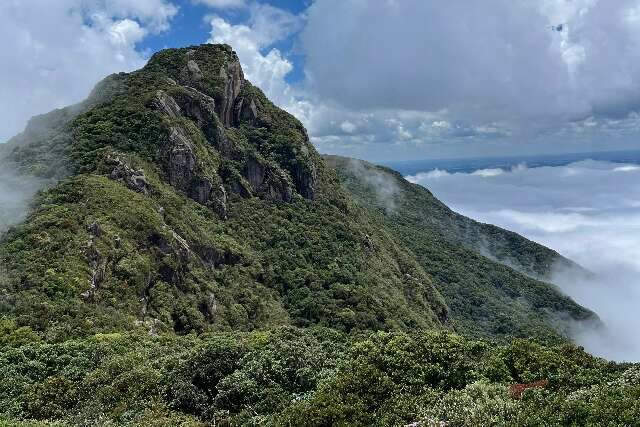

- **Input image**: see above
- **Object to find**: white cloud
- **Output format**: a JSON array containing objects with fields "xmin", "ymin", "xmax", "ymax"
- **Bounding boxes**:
[
  {"xmin": 98, "ymin": 0, "xmax": 178, "ymax": 32},
  {"xmin": 0, "ymin": 0, "xmax": 177, "ymax": 142},
  {"xmin": 0, "ymin": 168, "xmax": 45, "ymax": 233},
  {"xmin": 295, "ymin": 0, "xmax": 640, "ymax": 157},
  {"xmin": 472, "ymin": 168, "xmax": 504, "ymax": 178},
  {"xmin": 409, "ymin": 159, "xmax": 640, "ymax": 361},
  {"xmin": 408, "ymin": 169, "xmax": 451, "ymax": 180},
  {"xmin": 206, "ymin": 4, "xmax": 312, "ymax": 124},
  {"xmin": 614, "ymin": 165, "xmax": 640, "ymax": 172},
  {"xmin": 208, "ymin": 16, "xmax": 293, "ymax": 97},
  {"xmin": 340, "ymin": 121, "xmax": 357, "ymax": 134},
  {"xmin": 432, "ymin": 121, "xmax": 451, "ymax": 129},
  {"xmin": 193, "ymin": 0, "xmax": 246, "ymax": 9},
  {"xmin": 105, "ymin": 18, "xmax": 148, "ymax": 47}
]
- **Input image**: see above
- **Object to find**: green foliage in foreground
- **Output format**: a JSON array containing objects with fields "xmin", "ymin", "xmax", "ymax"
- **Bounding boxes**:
[{"xmin": 0, "ymin": 326, "xmax": 637, "ymax": 426}]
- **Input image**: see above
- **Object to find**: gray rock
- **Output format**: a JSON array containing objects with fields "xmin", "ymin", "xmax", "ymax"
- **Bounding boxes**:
[
  {"xmin": 245, "ymin": 157, "xmax": 266, "ymax": 190},
  {"xmin": 166, "ymin": 127, "xmax": 196, "ymax": 191},
  {"xmin": 175, "ymin": 87, "xmax": 228, "ymax": 152},
  {"xmin": 106, "ymin": 155, "xmax": 149, "ymax": 194},
  {"xmin": 242, "ymin": 157, "xmax": 294, "ymax": 202},
  {"xmin": 235, "ymin": 96, "xmax": 260, "ymax": 124},
  {"xmin": 292, "ymin": 161, "xmax": 317, "ymax": 200},
  {"xmin": 152, "ymin": 230, "xmax": 191, "ymax": 264},
  {"xmin": 190, "ymin": 177, "xmax": 214, "ymax": 205},
  {"xmin": 151, "ymin": 90, "xmax": 181, "ymax": 118},
  {"xmin": 186, "ymin": 60, "xmax": 202, "ymax": 80},
  {"xmin": 88, "ymin": 221, "xmax": 102, "ymax": 238},
  {"xmin": 265, "ymin": 169, "xmax": 293, "ymax": 203},
  {"xmin": 220, "ymin": 59, "xmax": 245, "ymax": 126},
  {"xmin": 213, "ymin": 184, "xmax": 228, "ymax": 219}
]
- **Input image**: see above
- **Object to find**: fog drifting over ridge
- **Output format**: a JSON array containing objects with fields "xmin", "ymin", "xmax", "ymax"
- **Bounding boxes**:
[
  {"xmin": 0, "ymin": 168, "xmax": 45, "ymax": 235},
  {"xmin": 408, "ymin": 160, "xmax": 640, "ymax": 361}
]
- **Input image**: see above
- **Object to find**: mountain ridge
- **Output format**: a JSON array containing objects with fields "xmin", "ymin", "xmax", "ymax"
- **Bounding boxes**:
[{"xmin": 324, "ymin": 155, "xmax": 596, "ymax": 340}]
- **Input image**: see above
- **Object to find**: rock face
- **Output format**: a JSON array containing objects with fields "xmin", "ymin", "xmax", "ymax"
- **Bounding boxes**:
[
  {"xmin": 165, "ymin": 127, "xmax": 197, "ymax": 192},
  {"xmin": 220, "ymin": 60, "xmax": 245, "ymax": 127},
  {"xmin": 145, "ymin": 44, "xmax": 318, "ymax": 207}
]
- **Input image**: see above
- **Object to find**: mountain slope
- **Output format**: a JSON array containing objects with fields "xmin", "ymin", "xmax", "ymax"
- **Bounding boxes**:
[
  {"xmin": 325, "ymin": 155, "xmax": 596, "ymax": 340},
  {"xmin": 0, "ymin": 44, "xmax": 449, "ymax": 338}
]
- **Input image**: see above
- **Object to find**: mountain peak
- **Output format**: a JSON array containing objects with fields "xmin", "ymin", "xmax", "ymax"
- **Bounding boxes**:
[
  {"xmin": 144, "ymin": 44, "xmax": 245, "ymax": 127},
  {"xmin": 0, "ymin": 43, "xmax": 451, "ymax": 337}
]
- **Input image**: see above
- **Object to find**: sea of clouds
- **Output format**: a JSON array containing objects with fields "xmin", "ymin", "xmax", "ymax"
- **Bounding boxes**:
[{"xmin": 408, "ymin": 160, "xmax": 640, "ymax": 362}]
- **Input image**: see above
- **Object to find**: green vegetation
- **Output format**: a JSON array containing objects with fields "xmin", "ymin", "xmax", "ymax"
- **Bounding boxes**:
[
  {"xmin": 0, "ymin": 44, "xmax": 633, "ymax": 425},
  {"xmin": 325, "ymin": 156, "xmax": 596, "ymax": 341},
  {"xmin": 324, "ymin": 156, "xmax": 578, "ymax": 279},
  {"xmin": 0, "ymin": 327, "xmax": 637, "ymax": 426}
]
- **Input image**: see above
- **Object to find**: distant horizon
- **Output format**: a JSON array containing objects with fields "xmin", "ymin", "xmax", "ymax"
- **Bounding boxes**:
[{"xmin": 380, "ymin": 148, "xmax": 640, "ymax": 170}]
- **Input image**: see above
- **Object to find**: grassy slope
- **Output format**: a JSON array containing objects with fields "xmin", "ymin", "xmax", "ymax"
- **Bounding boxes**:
[{"xmin": 325, "ymin": 155, "xmax": 596, "ymax": 341}]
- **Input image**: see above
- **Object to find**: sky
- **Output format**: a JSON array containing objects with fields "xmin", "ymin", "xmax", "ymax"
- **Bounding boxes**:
[
  {"xmin": 408, "ymin": 160, "xmax": 640, "ymax": 361},
  {"xmin": 3, "ymin": 0, "xmax": 640, "ymax": 161}
]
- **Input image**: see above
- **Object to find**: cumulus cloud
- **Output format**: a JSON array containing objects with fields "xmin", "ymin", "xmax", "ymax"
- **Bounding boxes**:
[
  {"xmin": 302, "ymin": 0, "xmax": 575, "ymax": 121},
  {"xmin": 206, "ymin": 3, "xmax": 311, "ymax": 120},
  {"xmin": 0, "ymin": 0, "xmax": 177, "ymax": 142},
  {"xmin": 294, "ymin": 0, "xmax": 640, "ymax": 157},
  {"xmin": 409, "ymin": 159, "xmax": 640, "ymax": 361}
]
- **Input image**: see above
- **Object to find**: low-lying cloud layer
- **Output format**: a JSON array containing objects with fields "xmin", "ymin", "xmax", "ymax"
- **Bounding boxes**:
[{"xmin": 408, "ymin": 160, "xmax": 640, "ymax": 361}]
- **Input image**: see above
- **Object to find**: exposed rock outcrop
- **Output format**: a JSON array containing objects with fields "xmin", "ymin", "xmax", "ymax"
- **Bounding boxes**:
[
  {"xmin": 292, "ymin": 161, "xmax": 317, "ymax": 200},
  {"xmin": 165, "ymin": 127, "xmax": 197, "ymax": 192},
  {"xmin": 235, "ymin": 96, "xmax": 260, "ymax": 125},
  {"xmin": 106, "ymin": 155, "xmax": 149, "ymax": 194},
  {"xmin": 244, "ymin": 157, "xmax": 294, "ymax": 202},
  {"xmin": 220, "ymin": 59, "xmax": 245, "ymax": 126},
  {"xmin": 151, "ymin": 90, "xmax": 182, "ymax": 118},
  {"xmin": 81, "ymin": 221, "xmax": 106, "ymax": 300},
  {"xmin": 147, "ymin": 45, "xmax": 318, "ymax": 209}
]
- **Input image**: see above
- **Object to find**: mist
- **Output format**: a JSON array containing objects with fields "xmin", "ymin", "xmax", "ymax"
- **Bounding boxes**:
[
  {"xmin": 0, "ymin": 166, "xmax": 44, "ymax": 235},
  {"xmin": 348, "ymin": 159, "xmax": 401, "ymax": 213},
  {"xmin": 408, "ymin": 160, "xmax": 640, "ymax": 361}
]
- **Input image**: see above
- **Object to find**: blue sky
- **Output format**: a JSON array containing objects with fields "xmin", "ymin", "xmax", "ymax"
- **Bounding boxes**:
[{"xmin": 3, "ymin": 0, "xmax": 640, "ymax": 161}]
